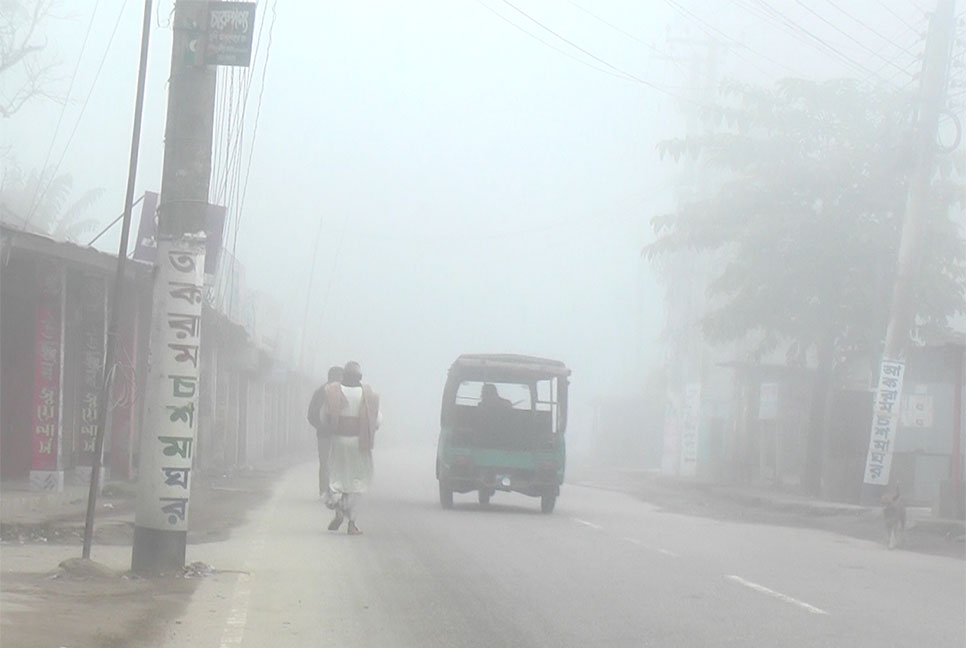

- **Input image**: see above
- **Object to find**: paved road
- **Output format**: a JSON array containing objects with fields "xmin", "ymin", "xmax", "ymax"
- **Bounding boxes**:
[{"xmin": 161, "ymin": 448, "xmax": 965, "ymax": 647}]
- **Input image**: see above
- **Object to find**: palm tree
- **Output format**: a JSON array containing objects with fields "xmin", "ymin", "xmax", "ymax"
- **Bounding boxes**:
[{"xmin": 0, "ymin": 163, "xmax": 103, "ymax": 242}]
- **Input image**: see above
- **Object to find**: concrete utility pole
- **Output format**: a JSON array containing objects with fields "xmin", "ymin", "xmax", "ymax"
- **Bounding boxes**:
[
  {"xmin": 655, "ymin": 36, "xmax": 723, "ymax": 479},
  {"xmin": 131, "ymin": 0, "xmax": 216, "ymax": 575},
  {"xmin": 861, "ymin": 0, "xmax": 959, "ymax": 499}
]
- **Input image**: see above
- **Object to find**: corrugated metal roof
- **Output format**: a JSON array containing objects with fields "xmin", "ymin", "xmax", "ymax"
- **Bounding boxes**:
[{"xmin": 0, "ymin": 223, "xmax": 151, "ymax": 275}]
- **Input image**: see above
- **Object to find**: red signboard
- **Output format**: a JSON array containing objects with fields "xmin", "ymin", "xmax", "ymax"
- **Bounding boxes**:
[
  {"xmin": 76, "ymin": 274, "xmax": 105, "ymax": 465},
  {"xmin": 32, "ymin": 263, "xmax": 61, "ymax": 470}
]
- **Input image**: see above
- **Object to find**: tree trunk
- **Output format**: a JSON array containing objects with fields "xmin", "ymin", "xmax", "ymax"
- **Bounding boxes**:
[{"xmin": 803, "ymin": 333, "xmax": 836, "ymax": 496}]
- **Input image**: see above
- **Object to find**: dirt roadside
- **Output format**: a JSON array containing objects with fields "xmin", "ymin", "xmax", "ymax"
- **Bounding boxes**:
[
  {"xmin": 571, "ymin": 469, "xmax": 966, "ymax": 561},
  {"xmin": 1, "ymin": 462, "xmax": 292, "ymax": 648}
]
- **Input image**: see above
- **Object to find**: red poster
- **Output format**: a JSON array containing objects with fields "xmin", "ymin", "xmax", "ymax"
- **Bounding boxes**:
[{"xmin": 32, "ymin": 265, "xmax": 61, "ymax": 470}]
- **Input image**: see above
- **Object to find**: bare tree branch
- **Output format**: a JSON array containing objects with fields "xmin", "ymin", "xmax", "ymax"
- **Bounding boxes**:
[{"xmin": 0, "ymin": 0, "xmax": 59, "ymax": 117}]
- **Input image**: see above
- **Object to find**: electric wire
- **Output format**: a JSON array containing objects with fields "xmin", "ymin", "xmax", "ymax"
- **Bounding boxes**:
[
  {"xmin": 475, "ymin": 0, "xmax": 638, "ymax": 83},
  {"xmin": 493, "ymin": 0, "xmax": 714, "ymax": 106},
  {"xmin": 728, "ymin": 0, "xmax": 883, "ymax": 80},
  {"xmin": 565, "ymin": 0, "xmax": 689, "ymax": 76},
  {"xmin": 879, "ymin": 0, "xmax": 924, "ymax": 33},
  {"xmin": 822, "ymin": 0, "xmax": 918, "ymax": 56},
  {"xmin": 794, "ymin": 1, "xmax": 912, "ymax": 75},
  {"xmin": 24, "ymin": 0, "xmax": 130, "ymax": 232},
  {"xmin": 20, "ymin": 0, "xmax": 102, "ymax": 232},
  {"xmin": 663, "ymin": 0, "xmax": 799, "ymax": 78},
  {"xmin": 749, "ymin": 0, "xmax": 884, "ymax": 79}
]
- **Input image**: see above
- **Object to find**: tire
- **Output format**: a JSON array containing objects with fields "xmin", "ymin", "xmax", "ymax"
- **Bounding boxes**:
[
  {"xmin": 439, "ymin": 481, "xmax": 454, "ymax": 509},
  {"xmin": 478, "ymin": 489, "xmax": 492, "ymax": 505},
  {"xmin": 540, "ymin": 494, "xmax": 556, "ymax": 514}
]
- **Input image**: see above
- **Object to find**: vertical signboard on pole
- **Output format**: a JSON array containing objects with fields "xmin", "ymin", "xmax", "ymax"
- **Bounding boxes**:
[
  {"xmin": 135, "ymin": 240, "xmax": 206, "ymax": 531},
  {"xmin": 661, "ymin": 391, "xmax": 682, "ymax": 475},
  {"xmin": 680, "ymin": 383, "xmax": 702, "ymax": 477},
  {"xmin": 863, "ymin": 360, "xmax": 906, "ymax": 486}
]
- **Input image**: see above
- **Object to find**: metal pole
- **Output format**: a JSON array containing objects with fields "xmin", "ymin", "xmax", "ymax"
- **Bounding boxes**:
[
  {"xmin": 298, "ymin": 215, "xmax": 325, "ymax": 374},
  {"xmin": 86, "ymin": 194, "xmax": 145, "ymax": 247},
  {"xmin": 82, "ymin": 0, "xmax": 154, "ymax": 560}
]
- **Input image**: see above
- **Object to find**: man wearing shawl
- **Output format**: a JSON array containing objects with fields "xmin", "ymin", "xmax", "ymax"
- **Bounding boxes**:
[{"xmin": 322, "ymin": 361, "xmax": 381, "ymax": 535}]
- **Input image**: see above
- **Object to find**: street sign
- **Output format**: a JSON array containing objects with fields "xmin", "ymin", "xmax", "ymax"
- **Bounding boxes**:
[{"xmin": 205, "ymin": 2, "xmax": 257, "ymax": 67}]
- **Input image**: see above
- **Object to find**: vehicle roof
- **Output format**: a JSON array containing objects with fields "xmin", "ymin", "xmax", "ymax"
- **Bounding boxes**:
[{"xmin": 450, "ymin": 353, "xmax": 571, "ymax": 378}]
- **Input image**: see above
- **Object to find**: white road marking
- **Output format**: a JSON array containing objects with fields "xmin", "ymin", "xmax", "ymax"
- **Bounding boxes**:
[
  {"xmin": 219, "ymin": 572, "xmax": 253, "ymax": 647},
  {"xmin": 725, "ymin": 575, "xmax": 829, "ymax": 616},
  {"xmin": 622, "ymin": 536, "xmax": 680, "ymax": 557},
  {"xmin": 571, "ymin": 517, "xmax": 604, "ymax": 531},
  {"xmin": 218, "ymin": 490, "xmax": 278, "ymax": 647}
]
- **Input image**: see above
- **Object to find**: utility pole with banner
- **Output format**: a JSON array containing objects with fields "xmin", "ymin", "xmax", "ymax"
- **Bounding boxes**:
[
  {"xmin": 132, "ymin": 0, "xmax": 255, "ymax": 576},
  {"xmin": 861, "ymin": 0, "xmax": 958, "ymax": 502}
]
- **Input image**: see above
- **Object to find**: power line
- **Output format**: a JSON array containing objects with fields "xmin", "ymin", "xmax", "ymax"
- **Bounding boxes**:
[
  {"xmin": 494, "ymin": 0, "xmax": 708, "ymax": 104},
  {"xmin": 870, "ymin": 18, "xmax": 929, "ymax": 83},
  {"xmin": 223, "ymin": 0, "xmax": 276, "ymax": 317},
  {"xmin": 24, "ymin": 0, "xmax": 131, "ymax": 233},
  {"xmin": 746, "ymin": 0, "xmax": 884, "ymax": 79},
  {"xmin": 879, "ymin": 0, "xmax": 924, "ymax": 33},
  {"xmin": 220, "ymin": 0, "xmax": 269, "ymax": 252},
  {"xmin": 729, "ymin": 0, "xmax": 857, "ymax": 70},
  {"xmin": 566, "ymin": 0, "xmax": 688, "ymax": 75},
  {"xmin": 21, "ymin": 0, "xmax": 102, "ymax": 232},
  {"xmin": 822, "ymin": 0, "xmax": 918, "ymax": 57},
  {"xmin": 663, "ymin": 0, "xmax": 799, "ymax": 78},
  {"xmin": 475, "ymin": 0, "xmax": 638, "ymax": 83},
  {"xmin": 794, "ymin": 1, "xmax": 910, "ymax": 75},
  {"xmin": 316, "ymin": 212, "xmax": 349, "ymax": 331},
  {"xmin": 297, "ymin": 211, "xmax": 325, "ymax": 370},
  {"xmin": 232, "ymin": 0, "xmax": 277, "ymax": 244}
]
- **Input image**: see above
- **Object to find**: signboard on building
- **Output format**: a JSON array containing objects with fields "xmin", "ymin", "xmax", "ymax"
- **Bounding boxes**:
[
  {"xmin": 133, "ymin": 191, "xmax": 159, "ymax": 263},
  {"xmin": 75, "ymin": 273, "xmax": 106, "ymax": 473},
  {"xmin": 205, "ymin": 2, "xmax": 257, "ymax": 67},
  {"xmin": 31, "ymin": 261, "xmax": 63, "ymax": 489},
  {"xmin": 863, "ymin": 359, "xmax": 905, "ymax": 486}
]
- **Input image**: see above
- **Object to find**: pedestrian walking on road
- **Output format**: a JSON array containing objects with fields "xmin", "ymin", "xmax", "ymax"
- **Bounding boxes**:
[
  {"xmin": 307, "ymin": 365, "xmax": 344, "ymax": 501},
  {"xmin": 323, "ymin": 361, "xmax": 381, "ymax": 535}
]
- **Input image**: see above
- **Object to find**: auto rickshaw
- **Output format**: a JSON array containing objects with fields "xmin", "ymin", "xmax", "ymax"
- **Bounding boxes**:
[{"xmin": 436, "ymin": 353, "xmax": 570, "ymax": 513}]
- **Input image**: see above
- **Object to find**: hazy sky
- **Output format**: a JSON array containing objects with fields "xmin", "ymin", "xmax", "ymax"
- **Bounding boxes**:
[{"xmin": 4, "ymin": 0, "xmax": 935, "ymax": 447}]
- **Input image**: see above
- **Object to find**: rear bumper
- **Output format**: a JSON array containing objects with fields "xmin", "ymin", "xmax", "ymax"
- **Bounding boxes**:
[{"xmin": 439, "ymin": 461, "xmax": 562, "ymax": 497}]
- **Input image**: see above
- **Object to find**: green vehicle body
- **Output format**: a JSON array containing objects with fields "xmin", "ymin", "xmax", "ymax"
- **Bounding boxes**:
[{"xmin": 436, "ymin": 354, "xmax": 570, "ymax": 513}]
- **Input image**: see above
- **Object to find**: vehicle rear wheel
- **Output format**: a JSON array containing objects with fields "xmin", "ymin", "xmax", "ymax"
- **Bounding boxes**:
[
  {"xmin": 478, "ymin": 489, "xmax": 492, "ymax": 505},
  {"xmin": 439, "ymin": 481, "xmax": 454, "ymax": 509},
  {"xmin": 540, "ymin": 494, "xmax": 556, "ymax": 514}
]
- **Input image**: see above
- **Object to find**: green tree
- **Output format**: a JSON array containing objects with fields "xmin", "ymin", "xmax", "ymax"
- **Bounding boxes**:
[
  {"xmin": 1, "ymin": 163, "xmax": 103, "ymax": 241},
  {"xmin": 645, "ymin": 78, "xmax": 965, "ymax": 494}
]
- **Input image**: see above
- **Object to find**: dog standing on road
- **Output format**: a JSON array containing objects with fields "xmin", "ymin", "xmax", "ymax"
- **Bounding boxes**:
[{"xmin": 882, "ymin": 486, "xmax": 906, "ymax": 549}]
